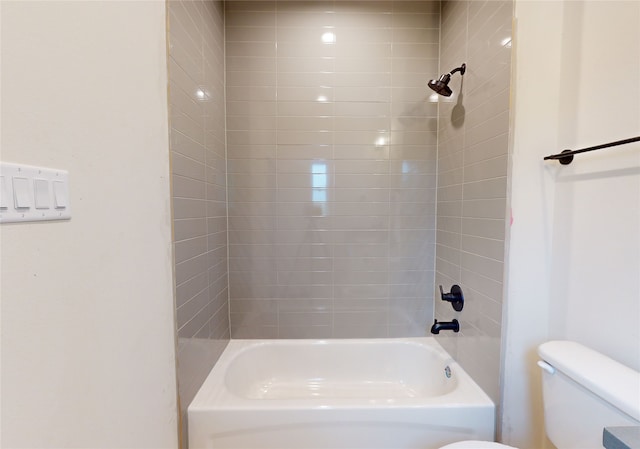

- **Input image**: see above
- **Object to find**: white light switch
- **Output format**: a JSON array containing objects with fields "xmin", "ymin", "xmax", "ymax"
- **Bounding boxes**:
[
  {"xmin": 13, "ymin": 177, "xmax": 31, "ymax": 209},
  {"xmin": 0, "ymin": 176, "xmax": 9, "ymax": 209},
  {"xmin": 0, "ymin": 162, "xmax": 71, "ymax": 223},
  {"xmin": 34, "ymin": 178, "xmax": 51, "ymax": 209},
  {"xmin": 52, "ymin": 181, "xmax": 67, "ymax": 209}
]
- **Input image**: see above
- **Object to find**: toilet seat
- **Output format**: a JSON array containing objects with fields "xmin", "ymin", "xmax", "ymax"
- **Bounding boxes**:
[{"xmin": 439, "ymin": 441, "xmax": 518, "ymax": 449}]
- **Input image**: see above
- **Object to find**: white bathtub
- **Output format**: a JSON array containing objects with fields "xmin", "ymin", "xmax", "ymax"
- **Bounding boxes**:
[{"xmin": 188, "ymin": 337, "xmax": 494, "ymax": 449}]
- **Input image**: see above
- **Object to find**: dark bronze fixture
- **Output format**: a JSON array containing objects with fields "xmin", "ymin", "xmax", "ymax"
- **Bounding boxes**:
[
  {"xmin": 439, "ymin": 285, "xmax": 464, "ymax": 312},
  {"xmin": 543, "ymin": 136, "xmax": 640, "ymax": 165},
  {"xmin": 430, "ymin": 319, "xmax": 460, "ymax": 334},
  {"xmin": 427, "ymin": 63, "xmax": 466, "ymax": 97}
]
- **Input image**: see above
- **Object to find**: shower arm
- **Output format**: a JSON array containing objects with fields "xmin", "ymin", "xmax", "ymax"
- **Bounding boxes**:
[{"xmin": 449, "ymin": 63, "xmax": 466, "ymax": 76}]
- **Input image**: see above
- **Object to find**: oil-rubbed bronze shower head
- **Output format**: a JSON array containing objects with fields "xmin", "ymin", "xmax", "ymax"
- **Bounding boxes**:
[
  {"xmin": 428, "ymin": 73, "xmax": 453, "ymax": 97},
  {"xmin": 428, "ymin": 63, "xmax": 466, "ymax": 97}
]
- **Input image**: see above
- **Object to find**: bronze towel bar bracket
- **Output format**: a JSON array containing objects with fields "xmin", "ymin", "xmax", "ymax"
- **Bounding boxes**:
[{"xmin": 543, "ymin": 136, "xmax": 640, "ymax": 165}]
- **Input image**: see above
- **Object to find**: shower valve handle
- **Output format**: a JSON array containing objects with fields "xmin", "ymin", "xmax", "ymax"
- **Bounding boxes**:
[{"xmin": 439, "ymin": 285, "xmax": 464, "ymax": 312}]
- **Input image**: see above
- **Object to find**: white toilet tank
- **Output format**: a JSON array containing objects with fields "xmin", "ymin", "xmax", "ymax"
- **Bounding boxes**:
[{"xmin": 538, "ymin": 341, "xmax": 640, "ymax": 449}]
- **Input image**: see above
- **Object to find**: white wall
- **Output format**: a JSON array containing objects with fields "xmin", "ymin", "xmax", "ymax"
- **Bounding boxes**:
[
  {"xmin": 502, "ymin": 1, "xmax": 640, "ymax": 447},
  {"xmin": 0, "ymin": 2, "xmax": 179, "ymax": 448}
]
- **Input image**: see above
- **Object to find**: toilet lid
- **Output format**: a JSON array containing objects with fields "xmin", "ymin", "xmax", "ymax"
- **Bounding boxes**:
[{"xmin": 439, "ymin": 441, "xmax": 518, "ymax": 449}]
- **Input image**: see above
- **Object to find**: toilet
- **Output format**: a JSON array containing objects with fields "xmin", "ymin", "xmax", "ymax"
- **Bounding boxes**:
[{"xmin": 439, "ymin": 340, "xmax": 640, "ymax": 449}]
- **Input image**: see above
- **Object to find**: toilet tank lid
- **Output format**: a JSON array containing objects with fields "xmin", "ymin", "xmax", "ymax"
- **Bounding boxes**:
[{"xmin": 538, "ymin": 340, "xmax": 640, "ymax": 422}]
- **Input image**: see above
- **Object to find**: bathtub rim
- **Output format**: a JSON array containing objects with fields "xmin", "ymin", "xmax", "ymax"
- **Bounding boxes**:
[{"xmin": 188, "ymin": 336, "xmax": 494, "ymax": 412}]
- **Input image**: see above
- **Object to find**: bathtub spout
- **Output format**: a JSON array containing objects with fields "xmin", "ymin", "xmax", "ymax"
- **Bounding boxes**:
[{"xmin": 430, "ymin": 319, "xmax": 460, "ymax": 334}]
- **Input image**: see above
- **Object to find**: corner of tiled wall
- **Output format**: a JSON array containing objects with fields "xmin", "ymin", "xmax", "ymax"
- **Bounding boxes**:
[
  {"xmin": 434, "ymin": 0, "xmax": 513, "ymax": 405},
  {"xmin": 167, "ymin": 1, "xmax": 230, "ymax": 446}
]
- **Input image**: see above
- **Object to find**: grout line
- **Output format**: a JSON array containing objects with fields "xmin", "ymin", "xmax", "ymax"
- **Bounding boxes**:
[
  {"xmin": 432, "ymin": 0, "xmax": 443, "ymax": 326},
  {"xmin": 275, "ymin": 0, "xmax": 280, "ymax": 338},
  {"xmin": 222, "ymin": 0, "xmax": 232, "ymax": 339}
]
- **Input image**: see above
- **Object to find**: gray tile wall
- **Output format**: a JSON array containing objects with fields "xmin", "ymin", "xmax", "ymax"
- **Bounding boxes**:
[
  {"xmin": 225, "ymin": 0, "xmax": 441, "ymax": 339},
  {"xmin": 165, "ymin": 2, "xmax": 512, "ymax": 439},
  {"xmin": 434, "ymin": 0, "xmax": 512, "ymax": 406},
  {"xmin": 167, "ymin": 0, "xmax": 230, "ymax": 445}
]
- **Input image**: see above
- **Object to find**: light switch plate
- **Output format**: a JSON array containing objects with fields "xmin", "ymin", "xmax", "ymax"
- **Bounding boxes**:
[{"xmin": 0, "ymin": 162, "xmax": 71, "ymax": 223}]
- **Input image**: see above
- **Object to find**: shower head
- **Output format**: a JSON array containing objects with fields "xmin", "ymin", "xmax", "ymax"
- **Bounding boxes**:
[
  {"xmin": 428, "ymin": 63, "xmax": 466, "ymax": 97},
  {"xmin": 428, "ymin": 74, "xmax": 453, "ymax": 97}
]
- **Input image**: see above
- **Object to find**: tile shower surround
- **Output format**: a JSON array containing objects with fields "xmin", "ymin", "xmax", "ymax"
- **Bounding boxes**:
[
  {"xmin": 167, "ymin": 0, "xmax": 513, "ymax": 438},
  {"xmin": 434, "ymin": 0, "xmax": 513, "ymax": 405},
  {"xmin": 170, "ymin": 0, "xmax": 229, "ymax": 342},
  {"xmin": 225, "ymin": 1, "xmax": 441, "ymax": 339},
  {"xmin": 168, "ymin": 0, "xmax": 512, "ymax": 440},
  {"xmin": 167, "ymin": 1, "xmax": 229, "ymax": 445}
]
